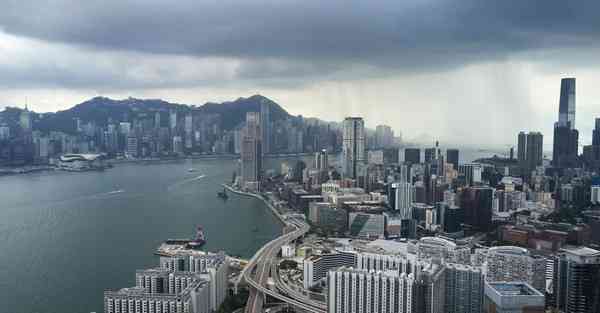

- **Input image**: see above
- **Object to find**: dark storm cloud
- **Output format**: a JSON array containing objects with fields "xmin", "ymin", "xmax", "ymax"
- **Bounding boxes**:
[{"xmin": 2, "ymin": 0, "xmax": 599, "ymax": 67}]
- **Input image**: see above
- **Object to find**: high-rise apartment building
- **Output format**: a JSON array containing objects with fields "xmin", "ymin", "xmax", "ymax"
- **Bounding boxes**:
[
  {"xmin": 445, "ymin": 263, "xmax": 484, "ymax": 313},
  {"xmin": 484, "ymin": 246, "xmax": 546, "ymax": 293},
  {"xmin": 342, "ymin": 117, "xmax": 365, "ymax": 179}
]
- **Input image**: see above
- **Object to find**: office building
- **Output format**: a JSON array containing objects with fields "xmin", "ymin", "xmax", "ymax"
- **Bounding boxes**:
[
  {"xmin": 446, "ymin": 149, "xmax": 459, "ymax": 170},
  {"xmin": 460, "ymin": 186, "xmax": 493, "ymax": 231},
  {"xmin": 525, "ymin": 132, "xmax": 543, "ymax": 172},
  {"xmin": 315, "ymin": 149, "xmax": 329, "ymax": 170},
  {"xmin": 518, "ymin": 131, "xmax": 527, "ymax": 169},
  {"xmin": 424, "ymin": 147, "xmax": 436, "ymax": 164},
  {"xmin": 594, "ymin": 118, "xmax": 600, "ymax": 146},
  {"xmin": 375, "ymin": 124, "xmax": 394, "ymax": 148},
  {"xmin": 483, "ymin": 282, "xmax": 545, "ymax": 313},
  {"xmin": 390, "ymin": 181, "xmax": 414, "ymax": 219},
  {"xmin": 405, "ymin": 148, "xmax": 421, "ymax": 164},
  {"xmin": 308, "ymin": 202, "xmax": 347, "ymax": 233},
  {"xmin": 260, "ymin": 99, "xmax": 271, "ymax": 154},
  {"xmin": 342, "ymin": 117, "xmax": 365, "ymax": 179},
  {"xmin": 484, "ymin": 246, "xmax": 546, "ymax": 293},
  {"xmin": 348, "ymin": 212, "xmax": 385, "ymax": 239},
  {"xmin": 458, "ymin": 163, "xmax": 482, "ymax": 186},
  {"xmin": 445, "ymin": 263, "xmax": 484, "ymax": 313},
  {"xmin": 553, "ymin": 246, "xmax": 600, "ymax": 313},
  {"xmin": 553, "ymin": 78, "xmax": 579, "ymax": 168},
  {"xmin": 592, "ymin": 184, "xmax": 600, "ymax": 205},
  {"xmin": 558, "ymin": 78, "xmax": 576, "ymax": 129},
  {"xmin": 443, "ymin": 205, "xmax": 464, "ymax": 234},
  {"xmin": 169, "ymin": 110, "xmax": 177, "ymax": 130},
  {"xmin": 383, "ymin": 147, "xmax": 400, "ymax": 164},
  {"xmin": 240, "ymin": 112, "xmax": 262, "ymax": 189},
  {"xmin": 126, "ymin": 135, "xmax": 138, "ymax": 158}
]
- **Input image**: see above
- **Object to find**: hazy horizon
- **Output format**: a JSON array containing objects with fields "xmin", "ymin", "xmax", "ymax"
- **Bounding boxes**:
[{"xmin": 1, "ymin": 1, "xmax": 600, "ymax": 146}]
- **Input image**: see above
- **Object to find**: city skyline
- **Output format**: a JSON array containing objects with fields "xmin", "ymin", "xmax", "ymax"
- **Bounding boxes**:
[{"xmin": 1, "ymin": 1, "xmax": 600, "ymax": 146}]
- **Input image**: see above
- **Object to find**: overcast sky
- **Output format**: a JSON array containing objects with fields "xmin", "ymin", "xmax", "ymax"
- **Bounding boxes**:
[{"xmin": 1, "ymin": 0, "xmax": 599, "ymax": 147}]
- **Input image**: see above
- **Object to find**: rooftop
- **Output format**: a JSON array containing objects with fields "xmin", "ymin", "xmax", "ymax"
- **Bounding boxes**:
[{"xmin": 487, "ymin": 282, "xmax": 543, "ymax": 297}]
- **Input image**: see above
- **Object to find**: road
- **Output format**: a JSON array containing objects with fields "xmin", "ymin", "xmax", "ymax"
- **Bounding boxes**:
[{"xmin": 242, "ymin": 218, "xmax": 326, "ymax": 313}]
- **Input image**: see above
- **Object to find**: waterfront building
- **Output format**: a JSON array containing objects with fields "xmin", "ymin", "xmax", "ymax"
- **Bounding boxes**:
[
  {"xmin": 484, "ymin": 246, "xmax": 546, "ymax": 293},
  {"xmin": 342, "ymin": 117, "xmax": 365, "ymax": 179},
  {"xmin": 159, "ymin": 252, "xmax": 228, "ymax": 312},
  {"xmin": 552, "ymin": 246, "xmax": 600, "ymax": 313},
  {"xmin": 445, "ymin": 263, "xmax": 484, "ymax": 313},
  {"xmin": 240, "ymin": 112, "xmax": 262, "ymax": 189},
  {"xmin": 483, "ymin": 282, "xmax": 545, "ymax": 313}
]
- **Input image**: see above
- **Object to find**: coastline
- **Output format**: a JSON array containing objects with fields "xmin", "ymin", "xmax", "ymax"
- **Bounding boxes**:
[{"xmin": 221, "ymin": 183, "xmax": 287, "ymax": 228}]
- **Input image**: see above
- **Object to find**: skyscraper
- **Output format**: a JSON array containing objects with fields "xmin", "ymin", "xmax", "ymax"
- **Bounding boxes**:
[
  {"xmin": 260, "ymin": 100, "xmax": 271, "ymax": 154},
  {"xmin": 446, "ymin": 149, "xmax": 459, "ymax": 170},
  {"xmin": 525, "ymin": 132, "xmax": 543, "ymax": 172},
  {"xmin": 553, "ymin": 246, "xmax": 600, "ymax": 313},
  {"xmin": 594, "ymin": 118, "xmax": 600, "ymax": 146},
  {"xmin": 391, "ymin": 181, "xmax": 414, "ymax": 219},
  {"xmin": 558, "ymin": 78, "xmax": 576, "ymax": 129},
  {"xmin": 240, "ymin": 112, "xmax": 262, "ymax": 189},
  {"xmin": 375, "ymin": 124, "xmax": 394, "ymax": 148},
  {"xmin": 405, "ymin": 148, "xmax": 421, "ymax": 164},
  {"xmin": 460, "ymin": 186, "xmax": 493, "ymax": 231},
  {"xmin": 445, "ymin": 263, "xmax": 484, "ymax": 313},
  {"xmin": 518, "ymin": 131, "xmax": 527, "ymax": 169},
  {"xmin": 553, "ymin": 78, "xmax": 579, "ymax": 168},
  {"xmin": 342, "ymin": 117, "xmax": 365, "ymax": 179}
]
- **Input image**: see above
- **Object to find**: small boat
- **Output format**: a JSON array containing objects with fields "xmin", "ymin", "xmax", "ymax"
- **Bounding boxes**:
[
  {"xmin": 188, "ymin": 168, "xmax": 196, "ymax": 172},
  {"xmin": 217, "ymin": 188, "xmax": 228, "ymax": 199}
]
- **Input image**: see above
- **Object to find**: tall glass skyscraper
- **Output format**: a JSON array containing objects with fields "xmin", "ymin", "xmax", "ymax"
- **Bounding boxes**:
[
  {"xmin": 558, "ymin": 78, "xmax": 576, "ymax": 129},
  {"xmin": 342, "ymin": 117, "xmax": 365, "ymax": 179},
  {"xmin": 553, "ymin": 78, "xmax": 579, "ymax": 168}
]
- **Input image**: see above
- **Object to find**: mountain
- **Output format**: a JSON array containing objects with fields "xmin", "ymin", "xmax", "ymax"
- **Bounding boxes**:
[{"xmin": 31, "ymin": 94, "xmax": 292, "ymax": 133}]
